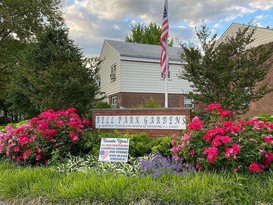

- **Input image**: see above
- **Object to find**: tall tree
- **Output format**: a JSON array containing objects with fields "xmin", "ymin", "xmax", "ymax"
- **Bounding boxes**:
[
  {"xmin": 7, "ymin": 26, "xmax": 99, "ymax": 117},
  {"xmin": 0, "ymin": 37, "xmax": 22, "ymax": 122},
  {"xmin": 0, "ymin": 0, "xmax": 62, "ymax": 44},
  {"xmin": 0, "ymin": 0, "xmax": 63, "ymax": 118},
  {"xmin": 178, "ymin": 24, "xmax": 273, "ymax": 115},
  {"xmin": 125, "ymin": 22, "xmax": 174, "ymax": 46}
]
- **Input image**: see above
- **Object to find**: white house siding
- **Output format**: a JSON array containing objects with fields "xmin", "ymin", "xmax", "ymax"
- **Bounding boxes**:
[
  {"xmin": 120, "ymin": 60, "xmax": 193, "ymax": 94},
  {"xmin": 99, "ymin": 42, "xmax": 121, "ymax": 97},
  {"xmin": 251, "ymin": 28, "xmax": 273, "ymax": 47},
  {"xmin": 218, "ymin": 23, "xmax": 273, "ymax": 48}
]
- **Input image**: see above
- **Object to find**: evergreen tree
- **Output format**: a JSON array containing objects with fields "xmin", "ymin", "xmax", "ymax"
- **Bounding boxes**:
[
  {"xmin": 179, "ymin": 24, "xmax": 273, "ymax": 115},
  {"xmin": 8, "ymin": 26, "xmax": 99, "ymax": 117}
]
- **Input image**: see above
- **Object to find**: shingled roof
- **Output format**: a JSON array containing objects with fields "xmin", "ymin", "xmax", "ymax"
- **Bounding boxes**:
[{"xmin": 103, "ymin": 39, "xmax": 183, "ymax": 62}]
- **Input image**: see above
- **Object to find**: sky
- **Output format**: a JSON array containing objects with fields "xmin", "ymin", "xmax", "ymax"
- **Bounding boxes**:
[{"xmin": 60, "ymin": 0, "xmax": 273, "ymax": 57}]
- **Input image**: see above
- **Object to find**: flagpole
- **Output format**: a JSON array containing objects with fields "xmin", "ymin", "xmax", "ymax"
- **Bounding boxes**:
[
  {"xmin": 160, "ymin": 0, "xmax": 169, "ymax": 108},
  {"xmin": 164, "ymin": 0, "xmax": 168, "ymax": 108},
  {"xmin": 165, "ymin": 44, "xmax": 168, "ymax": 108}
]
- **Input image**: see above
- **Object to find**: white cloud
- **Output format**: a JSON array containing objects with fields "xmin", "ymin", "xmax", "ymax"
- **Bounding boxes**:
[
  {"xmin": 79, "ymin": 0, "xmax": 149, "ymax": 20},
  {"xmin": 255, "ymin": 14, "xmax": 265, "ymax": 20},
  {"xmin": 130, "ymin": 20, "xmax": 138, "ymax": 25},
  {"xmin": 114, "ymin": 25, "xmax": 120, "ymax": 30},
  {"xmin": 250, "ymin": 1, "xmax": 273, "ymax": 10},
  {"xmin": 61, "ymin": 0, "xmax": 273, "ymax": 56}
]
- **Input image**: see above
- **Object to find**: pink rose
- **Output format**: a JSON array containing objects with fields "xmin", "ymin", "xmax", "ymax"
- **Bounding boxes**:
[
  {"xmin": 23, "ymin": 150, "xmax": 31, "ymax": 160},
  {"xmin": 172, "ymin": 155, "xmax": 180, "ymax": 161},
  {"xmin": 221, "ymin": 136, "xmax": 232, "ymax": 144},
  {"xmin": 189, "ymin": 150, "xmax": 195, "ymax": 156},
  {"xmin": 248, "ymin": 162, "xmax": 262, "ymax": 173},
  {"xmin": 204, "ymin": 147, "xmax": 218, "ymax": 164},
  {"xmin": 195, "ymin": 163, "xmax": 202, "ymax": 169}
]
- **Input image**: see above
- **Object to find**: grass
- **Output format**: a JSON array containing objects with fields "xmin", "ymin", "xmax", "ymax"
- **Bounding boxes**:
[{"xmin": 0, "ymin": 160, "xmax": 273, "ymax": 204}]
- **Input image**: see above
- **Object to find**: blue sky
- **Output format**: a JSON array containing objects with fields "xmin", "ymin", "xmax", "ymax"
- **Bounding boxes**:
[{"xmin": 61, "ymin": 0, "xmax": 273, "ymax": 57}]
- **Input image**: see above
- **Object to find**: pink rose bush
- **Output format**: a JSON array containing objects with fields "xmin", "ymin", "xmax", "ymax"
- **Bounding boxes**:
[
  {"xmin": 0, "ymin": 108, "xmax": 91, "ymax": 165},
  {"xmin": 171, "ymin": 104, "xmax": 273, "ymax": 173}
]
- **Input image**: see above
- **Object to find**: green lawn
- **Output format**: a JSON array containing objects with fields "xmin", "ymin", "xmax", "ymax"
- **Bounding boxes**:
[{"xmin": 0, "ymin": 161, "xmax": 273, "ymax": 204}]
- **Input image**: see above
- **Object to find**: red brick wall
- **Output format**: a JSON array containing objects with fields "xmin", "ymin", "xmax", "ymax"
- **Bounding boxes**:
[
  {"xmin": 243, "ymin": 52, "xmax": 273, "ymax": 118},
  {"xmin": 91, "ymin": 108, "xmax": 192, "ymax": 137}
]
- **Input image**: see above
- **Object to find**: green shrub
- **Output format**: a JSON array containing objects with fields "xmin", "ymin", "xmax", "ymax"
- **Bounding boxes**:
[
  {"xmin": 137, "ymin": 98, "xmax": 162, "ymax": 108},
  {"xmin": 71, "ymin": 130, "xmax": 96, "ymax": 156},
  {"xmin": 258, "ymin": 114, "xmax": 273, "ymax": 123},
  {"xmin": 93, "ymin": 101, "xmax": 111, "ymax": 109},
  {"xmin": 151, "ymin": 136, "xmax": 172, "ymax": 157},
  {"xmin": 0, "ymin": 125, "xmax": 5, "ymax": 132},
  {"xmin": 124, "ymin": 132, "xmax": 153, "ymax": 157},
  {"xmin": 86, "ymin": 111, "xmax": 93, "ymax": 123}
]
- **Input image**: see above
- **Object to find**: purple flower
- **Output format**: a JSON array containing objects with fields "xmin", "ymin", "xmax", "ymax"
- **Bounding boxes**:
[{"xmin": 139, "ymin": 152, "xmax": 195, "ymax": 177}]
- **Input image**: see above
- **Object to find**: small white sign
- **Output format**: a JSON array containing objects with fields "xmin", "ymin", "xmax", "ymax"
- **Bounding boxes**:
[
  {"xmin": 98, "ymin": 138, "xmax": 129, "ymax": 162},
  {"xmin": 95, "ymin": 115, "xmax": 186, "ymax": 130}
]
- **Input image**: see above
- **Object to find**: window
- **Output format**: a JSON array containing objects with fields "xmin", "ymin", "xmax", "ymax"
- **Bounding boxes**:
[
  {"xmin": 244, "ymin": 87, "xmax": 250, "ymax": 95},
  {"xmin": 184, "ymin": 97, "xmax": 194, "ymax": 108},
  {"xmin": 161, "ymin": 69, "xmax": 171, "ymax": 79},
  {"xmin": 111, "ymin": 96, "xmax": 117, "ymax": 108},
  {"xmin": 110, "ymin": 64, "xmax": 116, "ymax": 81},
  {"xmin": 243, "ymin": 87, "xmax": 250, "ymax": 108},
  {"xmin": 96, "ymin": 74, "xmax": 101, "ymax": 87}
]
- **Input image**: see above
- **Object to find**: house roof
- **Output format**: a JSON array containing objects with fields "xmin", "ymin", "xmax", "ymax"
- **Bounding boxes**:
[
  {"xmin": 217, "ymin": 23, "xmax": 273, "ymax": 48},
  {"xmin": 104, "ymin": 39, "xmax": 182, "ymax": 62}
]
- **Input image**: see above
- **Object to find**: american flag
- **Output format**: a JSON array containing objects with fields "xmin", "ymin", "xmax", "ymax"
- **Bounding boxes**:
[
  {"xmin": 160, "ymin": 0, "xmax": 169, "ymax": 79},
  {"xmin": 99, "ymin": 150, "xmax": 109, "ymax": 160}
]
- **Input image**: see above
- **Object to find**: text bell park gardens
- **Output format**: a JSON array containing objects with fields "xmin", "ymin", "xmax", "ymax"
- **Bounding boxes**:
[{"xmin": 95, "ymin": 115, "xmax": 187, "ymax": 130}]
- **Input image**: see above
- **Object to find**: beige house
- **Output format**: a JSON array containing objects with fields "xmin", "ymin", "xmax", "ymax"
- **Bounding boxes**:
[
  {"xmin": 98, "ymin": 40, "xmax": 194, "ymax": 108},
  {"xmin": 98, "ymin": 24, "xmax": 273, "ymax": 116}
]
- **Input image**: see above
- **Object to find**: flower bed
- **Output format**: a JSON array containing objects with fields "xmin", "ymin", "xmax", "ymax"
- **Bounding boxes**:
[
  {"xmin": 0, "ymin": 108, "xmax": 91, "ymax": 165},
  {"xmin": 171, "ymin": 104, "xmax": 273, "ymax": 173}
]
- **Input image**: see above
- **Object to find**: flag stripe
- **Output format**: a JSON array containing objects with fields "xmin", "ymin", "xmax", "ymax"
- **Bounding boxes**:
[{"xmin": 160, "ymin": 0, "xmax": 169, "ymax": 79}]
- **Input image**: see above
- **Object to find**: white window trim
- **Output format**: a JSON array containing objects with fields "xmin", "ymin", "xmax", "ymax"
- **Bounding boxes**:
[
  {"xmin": 184, "ymin": 97, "xmax": 194, "ymax": 108},
  {"xmin": 110, "ymin": 64, "xmax": 116, "ymax": 82},
  {"xmin": 111, "ymin": 96, "xmax": 117, "ymax": 108},
  {"xmin": 160, "ymin": 69, "xmax": 171, "ymax": 80},
  {"xmin": 96, "ymin": 74, "xmax": 101, "ymax": 87}
]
